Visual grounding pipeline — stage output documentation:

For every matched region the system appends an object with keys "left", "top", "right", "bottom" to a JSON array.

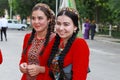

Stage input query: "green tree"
[
  {"left": 76, "top": 0, "right": 110, "bottom": 23},
  {"left": 0, "top": 0, "right": 9, "bottom": 16},
  {"left": 108, "top": 0, "right": 120, "bottom": 25},
  {"left": 12, "top": 0, "right": 56, "bottom": 19}
]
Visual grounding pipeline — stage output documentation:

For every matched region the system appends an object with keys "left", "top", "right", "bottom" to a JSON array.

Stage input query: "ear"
[
  {"left": 74, "top": 26, "right": 77, "bottom": 31},
  {"left": 47, "top": 19, "right": 50, "bottom": 23}
]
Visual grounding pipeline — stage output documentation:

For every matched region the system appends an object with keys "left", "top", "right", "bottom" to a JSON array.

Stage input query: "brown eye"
[
  {"left": 64, "top": 22, "right": 69, "bottom": 26},
  {"left": 38, "top": 16, "right": 43, "bottom": 20},
  {"left": 32, "top": 16, "right": 35, "bottom": 20},
  {"left": 56, "top": 21, "right": 61, "bottom": 25}
]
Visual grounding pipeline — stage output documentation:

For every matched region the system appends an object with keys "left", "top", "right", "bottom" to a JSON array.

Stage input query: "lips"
[
  {"left": 59, "top": 32, "right": 65, "bottom": 36},
  {"left": 34, "top": 25, "right": 40, "bottom": 28}
]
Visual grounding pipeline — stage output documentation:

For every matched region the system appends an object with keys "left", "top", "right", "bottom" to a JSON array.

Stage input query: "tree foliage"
[
  {"left": 0, "top": 0, "right": 9, "bottom": 16},
  {"left": 108, "top": 0, "right": 120, "bottom": 25},
  {"left": 12, "top": 0, "right": 56, "bottom": 19},
  {"left": 75, "top": 0, "right": 110, "bottom": 23},
  {"left": 1, "top": 0, "right": 120, "bottom": 25},
  {"left": 75, "top": 0, "right": 120, "bottom": 25}
]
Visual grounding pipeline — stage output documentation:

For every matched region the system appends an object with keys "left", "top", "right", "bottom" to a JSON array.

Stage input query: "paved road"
[
  {"left": 0, "top": 30, "right": 120, "bottom": 80},
  {"left": 86, "top": 37, "right": 120, "bottom": 80},
  {"left": 0, "top": 30, "right": 29, "bottom": 80}
]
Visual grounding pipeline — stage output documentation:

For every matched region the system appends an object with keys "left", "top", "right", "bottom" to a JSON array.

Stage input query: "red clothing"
[
  {"left": 43, "top": 37, "right": 90, "bottom": 80},
  {"left": 19, "top": 33, "right": 55, "bottom": 80},
  {"left": 0, "top": 49, "right": 3, "bottom": 64}
]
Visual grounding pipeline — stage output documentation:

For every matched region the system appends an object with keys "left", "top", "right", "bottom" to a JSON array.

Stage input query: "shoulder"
[
  {"left": 72, "top": 38, "right": 90, "bottom": 56},
  {"left": 50, "top": 32, "right": 56, "bottom": 41},
  {"left": 45, "top": 33, "right": 56, "bottom": 48},
  {"left": 73, "top": 37, "right": 86, "bottom": 44},
  {"left": 24, "top": 33, "right": 31, "bottom": 39},
  {"left": 48, "top": 34, "right": 56, "bottom": 45},
  {"left": 72, "top": 37, "right": 89, "bottom": 49},
  {"left": 25, "top": 32, "right": 31, "bottom": 37},
  {"left": 23, "top": 32, "right": 31, "bottom": 43}
]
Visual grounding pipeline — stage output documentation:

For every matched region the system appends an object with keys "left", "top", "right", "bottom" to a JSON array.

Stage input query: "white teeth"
[{"left": 60, "top": 32, "right": 64, "bottom": 34}]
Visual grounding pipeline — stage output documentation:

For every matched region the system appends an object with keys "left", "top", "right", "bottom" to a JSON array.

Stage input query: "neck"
[
  {"left": 36, "top": 30, "right": 47, "bottom": 39},
  {"left": 60, "top": 38, "right": 68, "bottom": 48}
]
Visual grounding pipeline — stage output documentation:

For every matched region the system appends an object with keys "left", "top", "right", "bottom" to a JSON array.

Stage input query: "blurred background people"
[
  {"left": 90, "top": 20, "right": 96, "bottom": 40},
  {"left": 83, "top": 19, "right": 90, "bottom": 39},
  {"left": 1, "top": 15, "right": 8, "bottom": 41}
]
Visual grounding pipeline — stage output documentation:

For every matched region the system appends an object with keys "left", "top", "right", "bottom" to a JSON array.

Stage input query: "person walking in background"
[
  {"left": 83, "top": 19, "right": 90, "bottom": 39},
  {"left": 44, "top": 7, "right": 90, "bottom": 80},
  {"left": 1, "top": 15, "right": 8, "bottom": 41},
  {"left": 90, "top": 20, "right": 96, "bottom": 40},
  {"left": 19, "top": 3, "right": 55, "bottom": 80},
  {"left": 0, "top": 16, "right": 2, "bottom": 35},
  {"left": 22, "top": 18, "right": 26, "bottom": 24},
  {"left": 0, "top": 49, "right": 3, "bottom": 64},
  {"left": 82, "top": 19, "right": 85, "bottom": 35}
]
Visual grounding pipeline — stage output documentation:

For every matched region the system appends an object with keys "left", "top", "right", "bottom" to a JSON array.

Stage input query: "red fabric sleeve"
[
  {"left": 19, "top": 33, "right": 31, "bottom": 65},
  {"left": 40, "top": 37, "right": 56, "bottom": 80},
  {"left": 72, "top": 38, "right": 90, "bottom": 80},
  {"left": 43, "top": 66, "right": 52, "bottom": 80},
  {"left": 0, "top": 50, "right": 3, "bottom": 64}
]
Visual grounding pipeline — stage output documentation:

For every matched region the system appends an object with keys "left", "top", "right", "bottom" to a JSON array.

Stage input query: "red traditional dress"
[
  {"left": 0, "top": 49, "right": 3, "bottom": 64},
  {"left": 43, "top": 37, "right": 90, "bottom": 80},
  {"left": 19, "top": 33, "right": 55, "bottom": 80}
]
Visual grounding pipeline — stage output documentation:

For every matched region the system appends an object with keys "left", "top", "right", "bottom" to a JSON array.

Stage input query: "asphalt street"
[
  {"left": 86, "top": 37, "right": 120, "bottom": 80},
  {"left": 0, "top": 30, "right": 120, "bottom": 80}
]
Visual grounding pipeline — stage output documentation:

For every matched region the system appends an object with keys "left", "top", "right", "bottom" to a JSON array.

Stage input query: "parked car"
[{"left": 7, "top": 19, "right": 27, "bottom": 30}]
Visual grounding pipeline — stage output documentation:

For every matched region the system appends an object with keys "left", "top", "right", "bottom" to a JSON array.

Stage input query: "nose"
[
  {"left": 34, "top": 19, "right": 39, "bottom": 23},
  {"left": 59, "top": 25, "right": 64, "bottom": 30}
]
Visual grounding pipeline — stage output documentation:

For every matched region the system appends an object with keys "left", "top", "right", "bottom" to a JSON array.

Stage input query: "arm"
[
  {"left": 19, "top": 33, "right": 30, "bottom": 64},
  {"left": 19, "top": 33, "right": 30, "bottom": 73},
  {"left": 0, "top": 50, "right": 3, "bottom": 64},
  {"left": 72, "top": 38, "right": 90, "bottom": 80}
]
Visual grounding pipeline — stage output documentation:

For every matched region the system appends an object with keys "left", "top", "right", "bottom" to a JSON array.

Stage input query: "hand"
[
  {"left": 27, "top": 64, "right": 45, "bottom": 76},
  {"left": 19, "top": 62, "right": 28, "bottom": 73}
]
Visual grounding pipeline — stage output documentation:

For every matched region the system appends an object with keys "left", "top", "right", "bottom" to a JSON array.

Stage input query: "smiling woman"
[
  {"left": 46, "top": 7, "right": 90, "bottom": 80},
  {"left": 19, "top": 3, "right": 56, "bottom": 80}
]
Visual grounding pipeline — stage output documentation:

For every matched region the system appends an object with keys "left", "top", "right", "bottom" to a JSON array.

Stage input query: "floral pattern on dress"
[
  {"left": 27, "top": 37, "right": 45, "bottom": 80},
  {"left": 50, "top": 48, "right": 63, "bottom": 80}
]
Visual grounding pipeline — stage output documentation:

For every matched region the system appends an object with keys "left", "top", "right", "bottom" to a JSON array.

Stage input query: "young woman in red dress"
[
  {"left": 44, "top": 7, "right": 90, "bottom": 80},
  {"left": 0, "top": 49, "right": 3, "bottom": 64},
  {"left": 19, "top": 3, "right": 55, "bottom": 80}
]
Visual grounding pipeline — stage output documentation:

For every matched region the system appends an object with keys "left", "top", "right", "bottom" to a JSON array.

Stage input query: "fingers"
[
  {"left": 27, "top": 64, "right": 41, "bottom": 76},
  {"left": 20, "top": 63, "right": 27, "bottom": 69},
  {"left": 27, "top": 64, "right": 36, "bottom": 76},
  {"left": 19, "top": 63, "right": 28, "bottom": 73},
  {"left": 20, "top": 64, "right": 42, "bottom": 76}
]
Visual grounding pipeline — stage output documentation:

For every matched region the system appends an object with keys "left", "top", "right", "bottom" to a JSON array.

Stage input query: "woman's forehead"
[{"left": 57, "top": 15, "right": 72, "bottom": 22}]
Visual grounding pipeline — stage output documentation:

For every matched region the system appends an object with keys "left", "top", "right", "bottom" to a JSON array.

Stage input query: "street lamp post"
[
  {"left": 9, "top": 0, "right": 12, "bottom": 19},
  {"left": 56, "top": 0, "right": 58, "bottom": 16}
]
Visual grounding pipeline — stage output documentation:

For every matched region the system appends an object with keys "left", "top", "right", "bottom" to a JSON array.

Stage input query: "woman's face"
[
  {"left": 31, "top": 10, "right": 50, "bottom": 32},
  {"left": 55, "top": 15, "right": 77, "bottom": 40}
]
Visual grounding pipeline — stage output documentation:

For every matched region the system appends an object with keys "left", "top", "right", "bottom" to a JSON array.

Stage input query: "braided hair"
[
  {"left": 48, "top": 7, "right": 79, "bottom": 79},
  {"left": 22, "top": 3, "right": 55, "bottom": 55}
]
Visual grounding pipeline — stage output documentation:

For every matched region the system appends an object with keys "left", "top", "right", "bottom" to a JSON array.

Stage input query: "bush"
[{"left": 112, "top": 30, "right": 120, "bottom": 39}]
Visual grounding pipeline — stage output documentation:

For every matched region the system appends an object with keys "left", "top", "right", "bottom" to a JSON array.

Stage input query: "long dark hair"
[
  {"left": 48, "top": 7, "right": 79, "bottom": 79},
  {"left": 22, "top": 3, "right": 55, "bottom": 55}
]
